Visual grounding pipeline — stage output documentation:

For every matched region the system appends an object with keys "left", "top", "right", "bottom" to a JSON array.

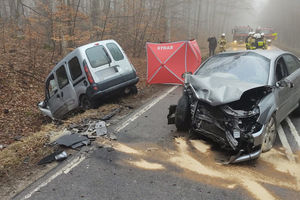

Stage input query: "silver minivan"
[{"left": 38, "top": 40, "right": 139, "bottom": 119}]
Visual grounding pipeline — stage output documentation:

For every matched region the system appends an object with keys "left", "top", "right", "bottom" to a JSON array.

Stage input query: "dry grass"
[{"left": 0, "top": 124, "right": 56, "bottom": 178}]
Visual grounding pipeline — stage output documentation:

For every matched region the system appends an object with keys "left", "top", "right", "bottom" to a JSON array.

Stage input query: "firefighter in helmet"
[
  {"left": 261, "top": 33, "right": 268, "bottom": 49},
  {"left": 218, "top": 33, "right": 227, "bottom": 52},
  {"left": 246, "top": 32, "right": 254, "bottom": 50}
]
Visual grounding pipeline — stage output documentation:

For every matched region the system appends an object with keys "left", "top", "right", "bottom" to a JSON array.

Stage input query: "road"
[{"left": 13, "top": 83, "right": 300, "bottom": 200}]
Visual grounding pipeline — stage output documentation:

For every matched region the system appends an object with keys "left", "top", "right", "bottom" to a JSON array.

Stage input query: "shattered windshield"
[{"left": 195, "top": 52, "right": 270, "bottom": 85}]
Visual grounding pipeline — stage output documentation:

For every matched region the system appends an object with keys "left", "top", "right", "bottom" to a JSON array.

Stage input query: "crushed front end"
[{"left": 184, "top": 82, "right": 272, "bottom": 163}]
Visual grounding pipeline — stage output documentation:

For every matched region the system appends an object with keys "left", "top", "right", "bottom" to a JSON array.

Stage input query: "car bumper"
[
  {"left": 230, "top": 124, "right": 265, "bottom": 163},
  {"left": 87, "top": 76, "right": 139, "bottom": 101}
]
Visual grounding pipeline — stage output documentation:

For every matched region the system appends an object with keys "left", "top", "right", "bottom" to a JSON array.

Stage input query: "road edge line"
[
  {"left": 19, "top": 85, "right": 178, "bottom": 200},
  {"left": 277, "top": 124, "right": 296, "bottom": 163},
  {"left": 115, "top": 86, "right": 178, "bottom": 132},
  {"left": 286, "top": 117, "right": 300, "bottom": 149}
]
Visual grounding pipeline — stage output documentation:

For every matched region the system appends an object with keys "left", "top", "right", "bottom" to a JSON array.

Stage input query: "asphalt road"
[{"left": 14, "top": 85, "right": 300, "bottom": 200}]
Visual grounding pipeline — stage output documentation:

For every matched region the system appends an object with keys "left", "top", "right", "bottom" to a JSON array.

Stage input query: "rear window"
[
  {"left": 86, "top": 45, "right": 111, "bottom": 68},
  {"left": 68, "top": 57, "right": 82, "bottom": 81},
  {"left": 106, "top": 43, "right": 124, "bottom": 61}
]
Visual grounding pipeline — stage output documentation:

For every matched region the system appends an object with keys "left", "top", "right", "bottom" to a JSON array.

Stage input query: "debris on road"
[
  {"left": 56, "top": 134, "right": 90, "bottom": 149},
  {"left": 100, "top": 108, "right": 122, "bottom": 121},
  {"left": 167, "top": 105, "right": 177, "bottom": 124},
  {"left": 95, "top": 121, "right": 108, "bottom": 136},
  {"left": 38, "top": 151, "right": 68, "bottom": 165}
]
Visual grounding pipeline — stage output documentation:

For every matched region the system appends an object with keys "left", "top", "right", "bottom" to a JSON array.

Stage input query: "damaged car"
[
  {"left": 38, "top": 40, "right": 139, "bottom": 119},
  {"left": 169, "top": 50, "right": 300, "bottom": 163}
]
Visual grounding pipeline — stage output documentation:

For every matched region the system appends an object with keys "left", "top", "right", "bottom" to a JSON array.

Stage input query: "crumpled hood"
[{"left": 186, "top": 73, "right": 270, "bottom": 106}]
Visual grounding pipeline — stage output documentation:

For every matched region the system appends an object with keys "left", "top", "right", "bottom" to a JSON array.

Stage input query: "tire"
[
  {"left": 261, "top": 116, "right": 277, "bottom": 152},
  {"left": 131, "top": 85, "right": 138, "bottom": 95},
  {"left": 80, "top": 95, "right": 92, "bottom": 111},
  {"left": 175, "top": 95, "right": 191, "bottom": 131}
]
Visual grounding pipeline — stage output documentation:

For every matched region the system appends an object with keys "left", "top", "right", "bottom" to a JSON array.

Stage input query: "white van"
[{"left": 38, "top": 40, "right": 139, "bottom": 119}]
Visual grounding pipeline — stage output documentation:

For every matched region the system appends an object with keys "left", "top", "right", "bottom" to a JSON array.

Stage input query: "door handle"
[{"left": 61, "top": 92, "right": 64, "bottom": 98}]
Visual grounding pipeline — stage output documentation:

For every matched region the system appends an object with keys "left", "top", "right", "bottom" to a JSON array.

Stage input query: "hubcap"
[{"left": 262, "top": 117, "right": 276, "bottom": 152}]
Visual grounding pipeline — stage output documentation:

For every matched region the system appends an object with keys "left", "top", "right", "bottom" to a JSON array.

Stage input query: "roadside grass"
[{"left": 0, "top": 124, "right": 55, "bottom": 178}]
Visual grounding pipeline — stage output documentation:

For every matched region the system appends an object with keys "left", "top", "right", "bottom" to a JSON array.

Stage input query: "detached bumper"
[{"left": 86, "top": 76, "right": 139, "bottom": 101}]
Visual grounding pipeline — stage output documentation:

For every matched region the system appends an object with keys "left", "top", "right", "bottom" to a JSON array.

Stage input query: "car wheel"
[
  {"left": 131, "top": 85, "right": 138, "bottom": 95},
  {"left": 175, "top": 94, "right": 191, "bottom": 131},
  {"left": 80, "top": 95, "right": 92, "bottom": 111},
  {"left": 262, "top": 116, "right": 277, "bottom": 152}
]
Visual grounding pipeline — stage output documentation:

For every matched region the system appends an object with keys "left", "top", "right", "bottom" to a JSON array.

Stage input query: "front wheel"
[
  {"left": 262, "top": 116, "right": 277, "bottom": 152},
  {"left": 175, "top": 95, "right": 191, "bottom": 131}
]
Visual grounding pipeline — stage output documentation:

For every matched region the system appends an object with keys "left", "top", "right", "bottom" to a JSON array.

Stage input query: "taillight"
[{"left": 83, "top": 60, "right": 94, "bottom": 84}]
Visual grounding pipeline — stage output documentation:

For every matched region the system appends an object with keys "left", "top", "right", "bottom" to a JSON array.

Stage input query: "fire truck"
[{"left": 232, "top": 26, "right": 253, "bottom": 44}]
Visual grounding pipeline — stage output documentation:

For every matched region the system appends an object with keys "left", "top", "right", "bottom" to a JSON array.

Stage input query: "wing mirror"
[{"left": 276, "top": 79, "right": 294, "bottom": 88}]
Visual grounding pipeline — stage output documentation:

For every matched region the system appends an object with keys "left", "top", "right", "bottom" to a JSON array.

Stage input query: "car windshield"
[{"left": 195, "top": 52, "right": 270, "bottom": 85}]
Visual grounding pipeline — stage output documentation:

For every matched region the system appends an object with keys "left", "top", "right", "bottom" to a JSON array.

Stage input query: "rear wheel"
[
  {"left": 80, "top": 95, "right": 92, "bottom": 111},
  {"left": 131, "top": 85, "right": 138, "bottom": 95},
  {"left": 262, "top": 116, "right": 277, "bottom": 152},
  {"left": 175, "top": 94, "right": 191, "bottom": 131}
]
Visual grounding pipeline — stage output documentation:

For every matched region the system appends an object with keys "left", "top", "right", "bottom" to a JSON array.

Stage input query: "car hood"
[{"left": 186, "top": 73, "right": 272, "bottom": 106}]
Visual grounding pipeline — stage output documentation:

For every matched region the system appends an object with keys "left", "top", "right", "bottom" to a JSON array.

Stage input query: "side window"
[
  {"left": 56, "top": 65, "right": 69, "bottom": 89},
  {"left": 283, "top": 54, "right": 300, "bottom": 75},
  {"left": 276, "top": 58, "right": 288, "bottom": 81},
  {"left": 68, "top": 57, "right": 82, "bottom": 81},
  {"left": 46, "top": 74, "right": 58, "bottom": 98},
  {"left": 86, "top": 45, "right": 111, "bottom": 68},
  {"left": 106, "top": 43, "right": 124, "bottom": 61}
]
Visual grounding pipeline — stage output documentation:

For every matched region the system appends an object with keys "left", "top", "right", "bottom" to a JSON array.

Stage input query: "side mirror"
[{"left": 276, "top": 79, "right": 294, "bottom": 88}]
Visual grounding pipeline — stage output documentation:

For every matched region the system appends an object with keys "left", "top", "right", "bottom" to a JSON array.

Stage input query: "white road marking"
[
  {"left": 21, "top": 156, "right": 86, "bottom": 200},
  {"left": 115, "top": 86, "right": 178, "bottom": 132},
  {"left": 20, "top": 86, "right": 178, "bottom": 200},
  {"left": 286, "top": 117, "right": 300, "bottom": 149},
  {"left": 277, "top": 124, "right": 296, "bottom": 163}
]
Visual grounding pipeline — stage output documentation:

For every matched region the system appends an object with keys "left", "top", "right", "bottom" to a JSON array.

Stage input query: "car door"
[
  {"left": 46, "top": 74, "right": 64, "bottom": 118},
  {"left": 55, "top": 64, "right": 77, "bottom": 118},
  {"left": 106, "top": 42, "right": 132, "bottom": 78},
  {"left": 275, "top": 56, "right": 294, "bottom": 123},
  {"left": 282, "top": 54, "right": 300, "bottom": 109},
  {"left": 68, "top": 56, "right": 87, "bottom": 106}
]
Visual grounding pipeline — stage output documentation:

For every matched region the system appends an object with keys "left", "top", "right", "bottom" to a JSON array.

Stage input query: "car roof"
[{"left": 223, "top": 49, "right": 288, "bottom": 61}]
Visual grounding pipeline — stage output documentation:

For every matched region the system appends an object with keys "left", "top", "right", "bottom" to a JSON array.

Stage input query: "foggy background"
[{"left": 0, "top": 0, "right": 299, "bottom": 55}]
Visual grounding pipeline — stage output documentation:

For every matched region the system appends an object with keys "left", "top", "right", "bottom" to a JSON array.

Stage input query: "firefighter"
[
  {"left": 218, "top": 33, "right": 227, "bottom": 53},
  {"left": 246, "top": 32, "right": 254, "bottom": 50},
  {"left": 207, "top": 36, "right": 217, "bottom": 56},
  {"left": 248, "top": 32, "right": 257, "bottom": 50},
  {"left": 261, "top": 33, "right": 268, "bottom": 49}
]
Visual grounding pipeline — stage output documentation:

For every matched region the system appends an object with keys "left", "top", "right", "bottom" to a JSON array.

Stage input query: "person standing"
[
  {"left": 218, "top": 33, "right": 227, "bottom": 53},
  {"left": 207, "top": 36, "right": 217, "bottom": 56}
]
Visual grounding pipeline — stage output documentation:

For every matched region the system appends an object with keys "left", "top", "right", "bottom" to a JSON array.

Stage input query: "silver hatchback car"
[{"left": 38, "top": 40, "right": 139, "bottom": 119}]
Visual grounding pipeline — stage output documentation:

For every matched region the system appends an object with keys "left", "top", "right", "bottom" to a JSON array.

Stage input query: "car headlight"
[
  {"left": 234, "top": 40, "right": 237, "bottom": 44},
  {"left": 267, "top": 39, "right": 272, "bottom": 43}
]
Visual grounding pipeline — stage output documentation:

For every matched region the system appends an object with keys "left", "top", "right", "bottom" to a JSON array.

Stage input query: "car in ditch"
[
  {"left": 38, "top": 40, "right": 139, "bottom": 119},
  {"left": 169, "top": 50, "right": 300, "bottom": 163}
]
